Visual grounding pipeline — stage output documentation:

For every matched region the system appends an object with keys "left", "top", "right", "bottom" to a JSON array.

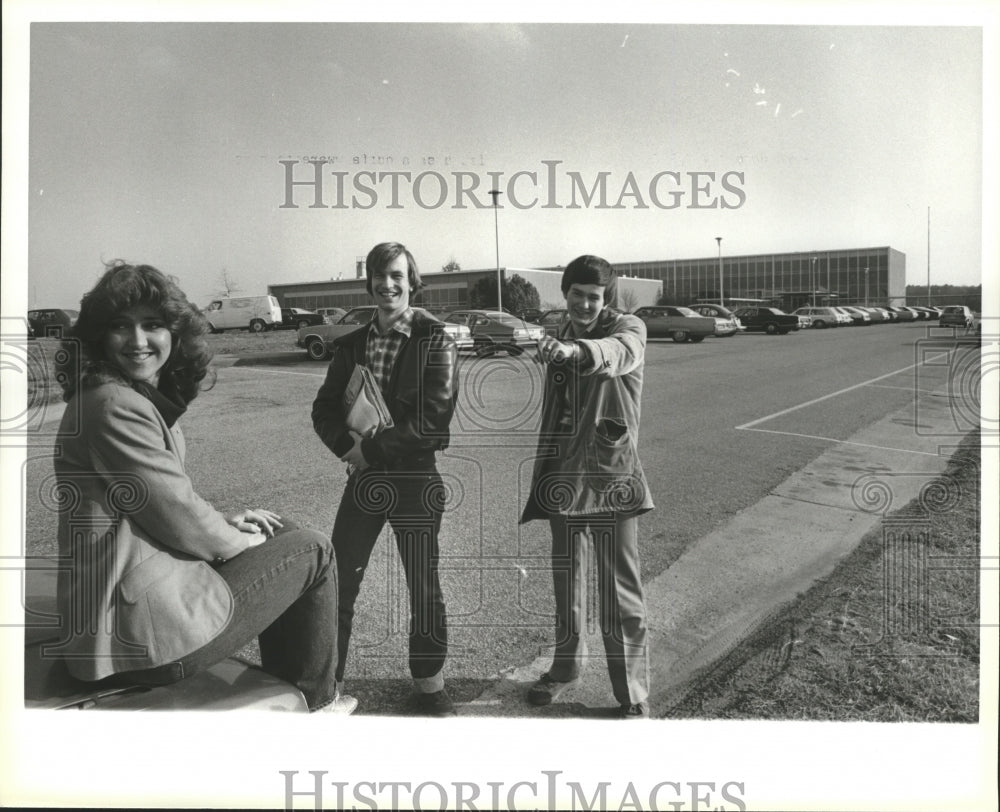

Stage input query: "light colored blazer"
[
  {"left": 521, "top": 308, "right": 655, "bottom": 521},
  {"left": 53, "top": 380, "right": 251, "bottom": 681}
]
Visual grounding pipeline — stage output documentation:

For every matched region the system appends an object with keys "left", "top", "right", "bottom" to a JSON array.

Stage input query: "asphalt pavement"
[
  {"left": 451, "top": 336, "right": 981, "bottom": 718},
  {"left": 21, "top": 329, "right": 982, "bottom": 719},
  {"left": 458, "top": 393, "right": 967, "bottom": 717},
  {"left": 205, "top": 333, "right": 982, "bottom": 718}
]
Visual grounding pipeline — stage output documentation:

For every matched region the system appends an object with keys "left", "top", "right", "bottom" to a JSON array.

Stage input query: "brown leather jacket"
[{"left": 311, "top": 310, "right": 458, "bottom": 470}]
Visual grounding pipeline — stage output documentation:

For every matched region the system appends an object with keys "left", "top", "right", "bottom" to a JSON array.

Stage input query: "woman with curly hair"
[{"left": 54, "top": 260, "right": 356, "bottom": 713}]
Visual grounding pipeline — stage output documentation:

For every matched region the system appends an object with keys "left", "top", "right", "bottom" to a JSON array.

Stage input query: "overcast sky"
[{"left": 14, "top": 18, "right": 988, "bottom": 309}]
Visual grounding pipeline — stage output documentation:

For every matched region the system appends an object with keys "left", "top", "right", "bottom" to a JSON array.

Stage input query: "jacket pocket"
[
  {"left": 591, "top": 418, "right": 634, "bottom": 473},
  {"left": 118, "top": 551, "right": 233, "bottom": 665}
]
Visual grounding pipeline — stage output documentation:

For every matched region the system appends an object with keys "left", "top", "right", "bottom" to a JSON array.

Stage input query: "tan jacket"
[
  {"left": 53, "top": 381, "right": 251, "bottom": 680},
  {"left": 521, "top": 308, "right": 655, "bottom": 521}
]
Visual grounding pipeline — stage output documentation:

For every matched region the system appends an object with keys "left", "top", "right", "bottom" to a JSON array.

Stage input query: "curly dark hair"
[{"left": 60, "top": 260, "right": 215, "bottom": 404}]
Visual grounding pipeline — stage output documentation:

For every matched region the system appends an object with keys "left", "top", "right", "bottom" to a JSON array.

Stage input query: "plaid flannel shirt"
[{"left": 365, "top": 307, "right": 414, "bottom": 396}]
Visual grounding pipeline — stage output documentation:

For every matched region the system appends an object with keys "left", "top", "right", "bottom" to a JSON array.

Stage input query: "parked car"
[
  {"left": 441, "top": 309, "right": 544, "bottom": 355},
  {"left": 856, "top": 306, "right": 889, "bottom": 324},
  {"left": 297, "top": 306, "right": 376, "bottom": 360},
  {"left": 733, "top": 306, "right": 801, "bottom": 335},
  {"left": 434, "top": 317, "right": 475, "bottom": 353},
  {"left": 516, "top": 308, "right": 544, "bottom": 324},
  {"left": 884, "top": 306, "right": 917, "bottom": 322},
  {"left": 632, "top": 306, "right": 716, "bottom": 343},
  {"left": 296, "top": 306, "right": 473, "bottom": 360},
  {"left": 836, "top": 306, "right": 872, "bottom": 326},
  {"left": 23, "top": 563, "right": 308, "bottom": 710},
  {"left": 791, "top": 306, "right": 842, "bottom": 329},
  {"left": 896, "top": 306, "right": 927, "bottom": 320},
  {"left": 315, "top": 306, "right": 347, "bottom": 323},
  {"left": 938, "top": 305, "right": 975, "bottom": 330},
  {"left": 908, "top": 306, "right": 939, "bottom": 320},
  {"left": 536, "top": 308, "right": 569, "bottom": 338},
  {"left": 279, "top": 307, "right": 325, "bottom": 330},
  {"left": 685, "top": 303, "right": 743, "bottom": 336},
  {"left": 27, "top": 308, "right": 79, "bottom": 339},
  {"left": 869, "top": 306, "right": 898, "bottom": 322}
]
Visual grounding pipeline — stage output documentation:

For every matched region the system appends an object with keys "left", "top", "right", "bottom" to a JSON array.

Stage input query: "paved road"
[{"left": 22, "top": 320, "right": 981, "bottom": 712}]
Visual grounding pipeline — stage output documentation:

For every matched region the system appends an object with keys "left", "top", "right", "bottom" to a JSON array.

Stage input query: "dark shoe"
[
  {"left": 410, "top": 689, "right": 457, "bottom": 717},
  {"left": 620, "top": 701, "right": 650, "bottom": 719},
  {"left": 527, "top": 672, "right": 579, "bottom": 706}
]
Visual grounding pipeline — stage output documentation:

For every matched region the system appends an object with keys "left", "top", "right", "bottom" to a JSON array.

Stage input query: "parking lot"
[{"left": 21, "top": 319, "right": 983, "bottom": 711}]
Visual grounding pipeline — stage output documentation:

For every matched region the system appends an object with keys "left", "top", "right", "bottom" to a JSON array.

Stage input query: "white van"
[{"left": 203, "top": 295, "right": 282, "bottom": 332}]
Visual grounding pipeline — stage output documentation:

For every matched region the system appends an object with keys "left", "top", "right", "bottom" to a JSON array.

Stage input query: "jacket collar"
[{"left": 131, "top": 379, "right": 187, "bottom": 427}]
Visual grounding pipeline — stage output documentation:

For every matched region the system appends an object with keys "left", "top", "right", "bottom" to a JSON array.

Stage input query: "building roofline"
[{"left": 604, "top": 246, "right": 899, "bottom": 265}]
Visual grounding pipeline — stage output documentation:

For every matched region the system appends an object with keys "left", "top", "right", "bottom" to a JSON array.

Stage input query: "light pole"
[
  {"left": 489, "top": 189, "right": 502, "bottom": 312},
  {"left": 715, "top": 237, "right": 723, "bottom": 306},
  {"left": 811, "top": 256, "right": 817, "bottom": 307},
  {"left": 864, "top": 266, "right": 869, "bottom": 307}
]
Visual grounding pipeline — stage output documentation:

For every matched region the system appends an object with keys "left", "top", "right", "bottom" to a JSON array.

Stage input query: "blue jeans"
[
  {"left": 100, "top": 521, "right": 339, "bottom": 711},
  {"left": 331, "top": 467, "right": 448, "bottom": 688}
]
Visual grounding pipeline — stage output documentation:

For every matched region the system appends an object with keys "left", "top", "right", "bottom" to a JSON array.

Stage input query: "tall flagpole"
[
  {"left": 489, "top": 190, "right": 502, "bottom": 312},
  {"left": 926, "top": 206, "right": 931, "bottom": 305}
]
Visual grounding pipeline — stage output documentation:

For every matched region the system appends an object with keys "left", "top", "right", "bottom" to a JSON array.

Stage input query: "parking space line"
[
  {"left": 866, "top": 383, "right": 959, "bottom": 397},
  {"left": 734, "top": 353, "right": 949, "bottom": 431},
  {"left": 735, "top": 426, "right": 943, "bottom": 457},
  {"left": 220, "top": 367, "right": 325, "bottom": 378}
]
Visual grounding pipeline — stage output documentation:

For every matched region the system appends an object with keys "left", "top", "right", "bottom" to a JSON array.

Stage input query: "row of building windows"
[
  {"left": 283, "top": 287, "right": 467, "bottom": 312},
  {"left": 618, "top": 251, "right": 893, "bottom": 308},
  {"left": 274, "top": 248, "right": 903, "bottom": 313}
]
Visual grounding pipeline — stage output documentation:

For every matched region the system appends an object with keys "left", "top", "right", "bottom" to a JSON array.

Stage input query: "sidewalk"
[{"left": 462, "top": 380, "right": 966, "bottom": 718}]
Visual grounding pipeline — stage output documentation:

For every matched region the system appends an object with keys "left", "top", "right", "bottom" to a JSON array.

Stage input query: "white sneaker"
[{"left": 318, "top": 682, "right": 358, "bottom": 715}]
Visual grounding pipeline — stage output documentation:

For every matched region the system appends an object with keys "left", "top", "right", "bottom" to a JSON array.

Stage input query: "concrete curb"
[
  {"left": 463, "top": 381, "right": 966, "bottom": 717},
  {"left": 212, "top": 353, "right": 240, "bottom": 368}
]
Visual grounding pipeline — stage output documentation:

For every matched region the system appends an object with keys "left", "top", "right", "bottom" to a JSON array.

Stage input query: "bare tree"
[
  {"left": 215, "top": 267, "right": 243, "bottom": 298},
  {"left": 441, "top": 258, "right": 461, "bottom": 273},
  {"left": 618, "top": 286, "right": 639, "bottom": 313}
]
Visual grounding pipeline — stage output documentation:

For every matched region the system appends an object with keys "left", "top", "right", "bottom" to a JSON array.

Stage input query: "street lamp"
[
  {"left": 489, "top": 189, "right": 502, "bottom": 313},
  {"left": 715, "top": 237, "right": 723, "bottom": 306}
]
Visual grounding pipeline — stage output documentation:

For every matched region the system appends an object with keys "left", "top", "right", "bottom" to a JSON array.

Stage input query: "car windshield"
[
  {"left": 342, "top": 309, "right": 374, "bottom": 324},
  {"left": 696, "top": 305, "right": 734, "bottom": 317}
]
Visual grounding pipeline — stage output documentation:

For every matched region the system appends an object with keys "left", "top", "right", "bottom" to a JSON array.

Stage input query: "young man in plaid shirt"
[{"left": 311, "top": 242, "right": 459, "bottom": 716}]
